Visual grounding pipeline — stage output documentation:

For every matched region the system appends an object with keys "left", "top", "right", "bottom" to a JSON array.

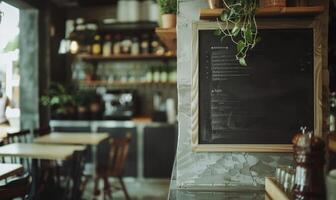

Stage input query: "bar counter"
[{"left": 49, "top": 119, "right": 177, "bottom": 179}]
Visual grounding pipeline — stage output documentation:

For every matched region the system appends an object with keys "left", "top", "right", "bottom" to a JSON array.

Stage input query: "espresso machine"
[{"left": 102, "top": 89, "right": 137, "bottom": 120}]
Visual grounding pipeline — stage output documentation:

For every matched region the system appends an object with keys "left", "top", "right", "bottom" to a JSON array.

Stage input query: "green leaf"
[
  {"left": 214, "top": 29, "right": 222, "bottom": 36},
  {"left": 231, "top": 26, "right": 240, "bottom": 36},
  {"left": 245, "top": 28, "right": 253, "bottom": 44},
  {"left": 220, "top": 36, "right": 227, "bottom": 43},
  {"left": 220, "top": 12, "right": 228, "bottom": 21},
  {"left": 239, "top": 57, "right": 247, "bottom": 66},
  {"left": 237, "top": 40, "right": 245, "bottom": 53}
]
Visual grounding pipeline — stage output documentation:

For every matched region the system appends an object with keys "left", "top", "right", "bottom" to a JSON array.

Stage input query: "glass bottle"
[
  {"left": 102, "top": 34, "right": 112, "bottom": 57},
  {"left": 131, "top": 37, "right": 140, "bottom": 55},
  {"left": 92, "top": 35, "right": 102, "bottom": 55},
  {"left": 153, "top": 67, "right": 160, "bottom": 83},
  {"left": 160, "top": 66, "right": 168, "bottom": 83},
  {"left": 141, "top": 34, "right": 150, "bottom": 54},
  {"left": 113, "top": 34, "right": 122, "bottom": 55},
  {"left": 121, "top": 36, "right": 132, "bottom": 54}
]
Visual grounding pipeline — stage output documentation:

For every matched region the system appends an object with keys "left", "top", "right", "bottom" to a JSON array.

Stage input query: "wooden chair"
[
  {"left": 0, "top": 173, "right": 31, "bottom": 200},
  {"left": 3, "top": 130, "right": 31, "bottom": 166},
  {"left": 82, "top": 133, "right": 132, "bottom": 200}
]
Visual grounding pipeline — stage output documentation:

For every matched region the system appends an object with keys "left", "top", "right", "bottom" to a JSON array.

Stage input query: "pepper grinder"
[{"left": 292, "top": 128, "right": 326, "bottom": 200}]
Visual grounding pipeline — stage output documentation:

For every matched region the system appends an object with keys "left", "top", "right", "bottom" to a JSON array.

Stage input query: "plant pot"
[
  {"left": 259, "top": 0, "right": 286, "bottom": 7},
  {"left": 207, "top": 0, "right": 223, "bottom": 9},
  {"left": 161, "top": 14, "right": 176, "bottom": 29}
]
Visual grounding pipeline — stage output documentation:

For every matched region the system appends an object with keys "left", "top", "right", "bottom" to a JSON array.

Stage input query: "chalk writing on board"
[{"left": 198, "top": 29, "right": 314, "bottom": 144}]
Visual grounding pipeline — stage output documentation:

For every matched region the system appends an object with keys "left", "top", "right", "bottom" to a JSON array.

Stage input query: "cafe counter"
[{"left": 49, "top": 119, "right": 177, "bottom": 179}]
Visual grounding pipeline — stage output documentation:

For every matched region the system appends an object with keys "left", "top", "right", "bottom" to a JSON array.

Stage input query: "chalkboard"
[{"left": 197, "top": 27, "right": 314, "bottom": 146}]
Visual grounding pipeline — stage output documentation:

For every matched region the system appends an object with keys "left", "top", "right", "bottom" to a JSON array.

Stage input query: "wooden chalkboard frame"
[{"left": 191, "top": 19, "right": 323, "bottom": 152}]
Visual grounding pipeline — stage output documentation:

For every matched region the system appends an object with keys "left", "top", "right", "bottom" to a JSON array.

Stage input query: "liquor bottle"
[{"left": 92, "top": 35, "right": 102, "bottom": 55}]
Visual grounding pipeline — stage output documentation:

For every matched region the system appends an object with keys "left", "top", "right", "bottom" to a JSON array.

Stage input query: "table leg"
[
  {"left": 29, "top": 159, "right": 38, "bottom": 200},
  {"left": 92, "top": 145, "right": 97, "bottom": 199}
]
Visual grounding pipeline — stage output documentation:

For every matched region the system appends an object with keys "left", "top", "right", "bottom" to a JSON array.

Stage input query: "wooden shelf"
[
  {"left": 99, "top": 21, "right": 158, "bottom": 32},
  {"left": 155, "top": 28, "right": 177, "bottom": 53},
  {"left": 200, "top": 6, "right": 324, "bottom": 20},
  {"left": 78, "top": 81, "right": 177, "bottom": 88},
  {"left": 77, "top": 53, "right": 176, "bottom": 61}
]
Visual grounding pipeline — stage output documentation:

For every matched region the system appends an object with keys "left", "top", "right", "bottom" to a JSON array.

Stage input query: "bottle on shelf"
[
  {"left": 121, "top": 36, "right": 132, "bottom": 54},
  {"left": 131, "top": 37, "right": 140, "bottom": 55},
  {"left": 141, "top": 34, "right": 150, "bottom": 54},
  {"left": 168, "top": 67, "right": 177, "bottom": 83},
  {"left": 92, "top": 35, "right": 102, "bottom": 55},
  {"left": 102, "top": 34, "right": 112, "bottom": 57},
  {"left": 113, "top": 34, "right": 122, "bottom": 55},
  {"left": 145, "top": 67, "right": 153, "bottom": 83},
  {"left": 151, "top": 35, "right": 165, "bottom": 55},
  {"left": 160, "top": 66, "right": 168, "bottom": 83},
  {"left": 153, "top": 66, "right": 160, "bottom": 83}
]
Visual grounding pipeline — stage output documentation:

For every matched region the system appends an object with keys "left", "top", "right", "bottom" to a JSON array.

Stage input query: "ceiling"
[{"left": 51, "top": 0, "right": 117, "bottom": 7}]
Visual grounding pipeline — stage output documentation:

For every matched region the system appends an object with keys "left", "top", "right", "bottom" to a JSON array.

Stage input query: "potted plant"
[
  {"left": 157, "top": 0, "right": 177, "bottom": 28},
  {"left": 41, "top": 83, "right": 76, "bottom": 119},
  {"left": 215, "top": 0, "right": 259, "bottom": 66},
  {"left": 73, "top": 90, "right": 90, "bottom": 120}
]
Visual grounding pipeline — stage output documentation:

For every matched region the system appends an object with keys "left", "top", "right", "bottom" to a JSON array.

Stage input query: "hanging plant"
[{"left": 214, "top": 0, "right": 259, "bottom": 66}]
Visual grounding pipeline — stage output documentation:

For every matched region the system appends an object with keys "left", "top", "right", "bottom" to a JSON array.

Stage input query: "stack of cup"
[{"left": 275, "top": 165, "right": 295, "bottom": 194}]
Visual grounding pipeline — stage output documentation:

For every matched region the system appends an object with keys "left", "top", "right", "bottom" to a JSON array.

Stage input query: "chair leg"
[
  {"left": 118, "top": 177, "right": 130, "bottom": 200},
  {"left": 80, "top": 175, "right": 89, "bottom": 193},
  {"left": 103, "top": 177, "right": 112, "bottom": 200},
  {"left": 93, "top": 177, "right": 101, "bottom": 199}
]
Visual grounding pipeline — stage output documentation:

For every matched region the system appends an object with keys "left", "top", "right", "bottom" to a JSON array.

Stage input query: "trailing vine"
[{"left": 214, "top": 0, "right": 259, "bottom": 66}]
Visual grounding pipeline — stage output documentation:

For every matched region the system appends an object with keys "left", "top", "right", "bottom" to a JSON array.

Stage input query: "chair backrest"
[
  {"left": 105, "top": 133, "right": 132, "bottom": 177},
  {"left": 0, "top": 173, "right": 31, "bottom": 200},
  {"left": 4, "top": 129, "right": 30, "bottom": 144}
]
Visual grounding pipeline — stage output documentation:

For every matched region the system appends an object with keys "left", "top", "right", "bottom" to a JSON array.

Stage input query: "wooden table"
[
  {"left": 34, "top": 132, "right": 109, "bottom": 199},
  {"left": 34, "top": 132, "right": 109, "bottom": 146},
  {"left": 0, "top": 143, "right": 86, "bottom": 160},
  {"left": 0, "top": 143, "right": 86, "bottom": 199},
  {"left": 0, "top": 163, "right": 23, "bottom": 180}
]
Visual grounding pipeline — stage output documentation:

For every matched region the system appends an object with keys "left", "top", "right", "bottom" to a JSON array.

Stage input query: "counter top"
[
  {"left": 168, "top": 162, "right": 267, "bottom": 200},
  {"left": 50, "top": 119, "right": 175, "bottom": 128},
  {"left": 168, "top": 180, "right": 267, "bottom": 200},
  {"left": 169, "top": 189, "right": 267, "bottom": 200}
]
